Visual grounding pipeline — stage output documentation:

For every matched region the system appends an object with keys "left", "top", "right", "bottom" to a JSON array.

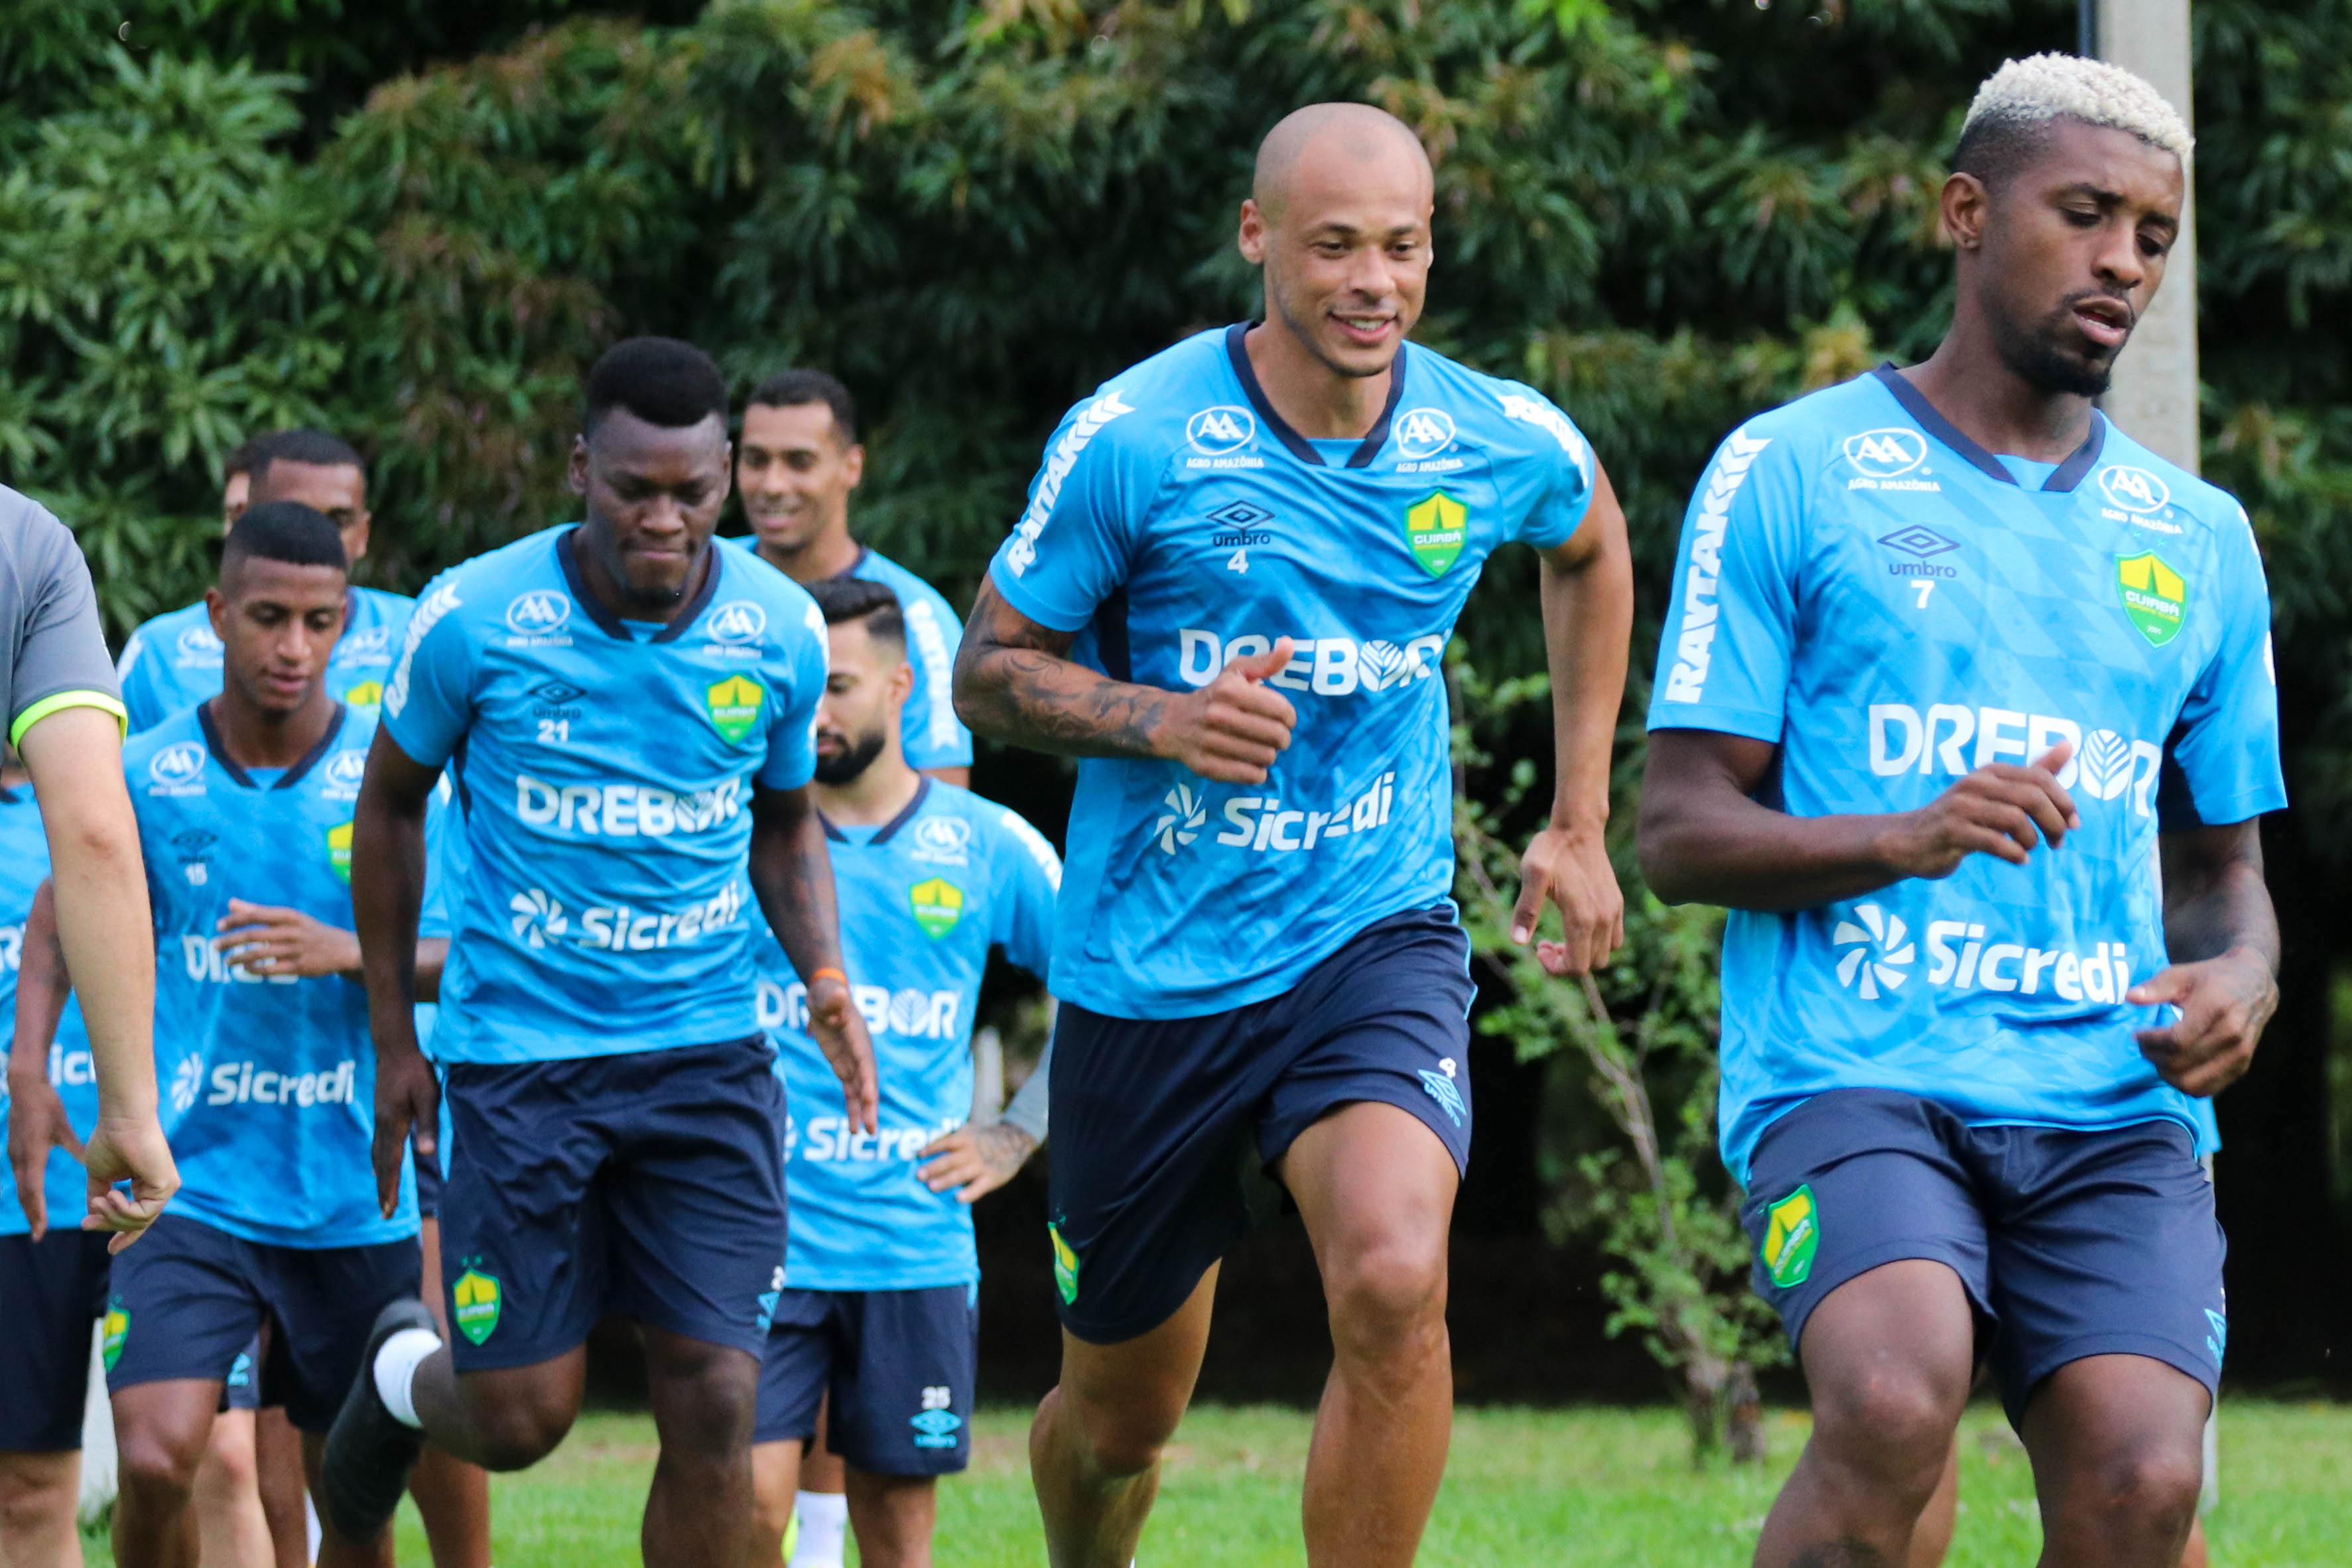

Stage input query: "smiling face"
[
  {"left": 737, "top": 401, "right": 864, "bottom": 558},
  {"left": 208, "top": 557, "right": 348, "bottom": 719},
  {"left": 1240, "top": 111, "right": 1435, "bottom": 379},
  {"left": 1952, "top": 118, "right": 2184, "bottom": 397},
  {"left": 570, "top": 408, "right": 732, "bottom": 608}
]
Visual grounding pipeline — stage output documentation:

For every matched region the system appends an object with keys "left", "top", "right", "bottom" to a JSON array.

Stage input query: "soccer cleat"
[{"left": 320, "top": 1297, "right": 438, "bottom": 1543}]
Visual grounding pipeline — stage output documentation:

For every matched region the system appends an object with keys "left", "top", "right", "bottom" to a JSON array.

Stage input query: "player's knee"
[
  {"left": 0, "top": 1459, "right": 74, "bottom": 1534},
  {"left": 465, "top": 1390, "right": 575, "bottom": 1471},
  {"left": 645, "top": 1345, "right": 758, "bottom": 1455},
  {"left": 115, "top": 1425, "right": 204, "bottom": 1506},
  {"left": 1323, "top": 1234, "right": 1448, "bottom": 1364},
  {"left": 2073, "top": 1437, "right": 2203, "bottom": 1535},
  {"left": 1057, "top": 1386, "right": 1183, "bottom": 1481},
  {"left": 1811, "top": 1366, "right": 1958, "bottom": 1482}
]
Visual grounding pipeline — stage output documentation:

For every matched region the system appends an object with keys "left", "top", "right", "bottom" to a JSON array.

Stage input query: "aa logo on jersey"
[
  {"left": 909, "top": 877, "right": 965, "bottom": 939},
  {"left": 1843, "top": 428, "right": 1927, "bottom": 479},
  {"left": 1404, "top": 491, "right": 1467, "bottom": 577},
  {"left": 326, "top": 820, "right": 355, "bottom": 883},
  {"left": 1186, "top": 405, "right": 1256, "bottom": 456},
  {"left": 148, "top": 742, "right": 207, "bottom": 791},
  {"left": 909, "top": 815, "right": 972, "bottom": 866},
  {"left": 1394, "top": 407, "right": 1457, "bottom": 461},
  {"left": 176, "top": 625, "right": 225, "bottom": 663},
  {"left": 704, "top": 676, "right": 766, "bottom": 745},
  {"left": 505, "top": 590, "right": 571, "bottom": 638},
  {"left": 102, "top": 1301, "right": 129, "bottom": 1370},
  {"left": 1049, "top": 1222, "right": 1080, "bottom": 1305},
  {"left": 341, "top": 679, "right": 385, "bottom": 710},
  {"left": 2117, "top": 553, "right": 2188, "bottom": 646},
  {"left": 2099, "top": 465, "right": 2172, "bottom": 515},
  {"left": 706, "top": 600, "right": 768, "bottom": 645},
  {"left": 1762, "top": 1186, "right": 1819, "bottom": 1289},
  {"left": 452, "top": 1266, "right": 502, "bottom": 1345},
  {"left": 322, "top": 750, "right": 369, "bottom": 795}
]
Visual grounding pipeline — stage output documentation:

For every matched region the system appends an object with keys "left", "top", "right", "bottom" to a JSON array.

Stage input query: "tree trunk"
[{"left": 1725, "top": 1361, "right": 1766, "bottom": 1464}]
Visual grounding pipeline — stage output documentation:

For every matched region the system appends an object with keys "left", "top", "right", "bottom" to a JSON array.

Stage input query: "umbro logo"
[
  {"left": 1877, "top": 526, "right": 1959, "bottom": 560},
  {"left": 1207, "top": 501, "right": 1273, "bottom": 530},
  {"left": 529, "top": 680, "right": 586, "bottom": 707}
]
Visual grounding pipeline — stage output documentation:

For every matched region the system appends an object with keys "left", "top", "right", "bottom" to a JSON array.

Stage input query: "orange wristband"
[{"left": 809, "top": 967, "right": 847, "bottom": 989}]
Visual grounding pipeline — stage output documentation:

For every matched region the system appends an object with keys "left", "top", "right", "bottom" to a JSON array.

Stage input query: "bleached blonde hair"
[{"left": 1959, "top": 53, "right": 2192, "bottom": 171}]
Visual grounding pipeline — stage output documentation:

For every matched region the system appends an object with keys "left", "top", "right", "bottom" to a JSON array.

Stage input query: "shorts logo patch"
[
  {"left": 758, "top": 1266, "right": 782, "bottom": 1335},
  {"left": 228, "top": 1350, "right": 253, "bottom": 1388},
  {"left": 704, "top": 675, "right": 766, "bottom": 746},
  {"left": 1417, "top": 1057, "right": 1466, "bottom": 1127},
  {"left": 327, "top": 820, "right": 354, "bottom": 883},
  {"left": 1048, "top": 1221, "right": 1080, "bottom": 1305},
  {"left": 1762, "top": 1185, "right": 1819, "bottom": 1289},
  {"left": 2116, "top": 553, "right": 2188, "bottom": 646},
  {"left": 908, "top": 878, "right": 966, "bottom": 940},
  {"left": 2205, "top": 1307, "right": 2228, "bottom": 1368},
  {"left": 102, "top": 1300, "right": 129, "bottom": 1370},
  {"left": 1404, "top": 491, "right": 1467, "bottom": 578},
  {"left": 451, "top": 1266, "right": 502, "bottom": 1346},
  {"left": 911, "top": 1385, "right": 961, "bottom": 1449}
]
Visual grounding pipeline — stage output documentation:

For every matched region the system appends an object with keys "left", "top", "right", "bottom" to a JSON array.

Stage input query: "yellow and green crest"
[
  {"left": 2117, "top": 553, "right": 2188, "bottom": 647},
  {"left": 452, "top": 1267, "right": 502, "bottom": 1346},
  {"left": 909, "top": 877, "right": 965, "bottom": 940},
  {"left": 341, "top": 678, "right": 385, "bottom": 711},
  {"left": 326, "top": 820, "right": 354, "bottom": 883},
  {"left": 1049, "top": 1222, "right": 1080, "bottom": 1305},
  {"left": 704, "top": 675, "right": 766, "bottom": 746},
  {"left": 1404, "top": 491, "right": 1468, "bottom": 577},
  {"left": 1761, "top": 1185, "right": 1819, "bottom": 1289},
  {"left": 102, "top": 1301, "right": 129, "bottom": 1370}
]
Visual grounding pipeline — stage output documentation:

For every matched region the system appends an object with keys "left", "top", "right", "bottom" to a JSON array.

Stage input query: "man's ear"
[
  {"left": 1237, "top": 197, "right": 1270, "bottom": 266},
  {"left": 1942, "top": 170, "right": 1991, "bottom": 253},
  {"left": 842, "top": 443, "right": 866, "bottom": 493},
  {"left": 343, "top": 515, "right": 372, "bottom": 564},
  {"left": 205, "top": 583, "right": 231, "bottom": 641},
  {"left": 569, "top": 434, "right": 591, "bottom": 497}
]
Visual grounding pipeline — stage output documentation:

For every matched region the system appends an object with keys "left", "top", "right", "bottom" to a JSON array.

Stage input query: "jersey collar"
[
  {"left": 816, "top": 775, "right": 932, "bottom": 847},
  {"left": 198, "top": 701, "right": 348, "bottom": 791},
  {"left": 1870, "top": 363, "right": 2107, "bottom": 493},
  {"left": 1222, "top": 322, "right": 1407, "bottom": 470},
  {"left": 555, "top": 526, "right": 725, "bottom": 643}
]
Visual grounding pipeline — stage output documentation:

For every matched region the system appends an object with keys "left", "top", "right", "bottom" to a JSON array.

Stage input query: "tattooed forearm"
[{"left": 952, "top": 578, "right": 1174, "bottom": 761}]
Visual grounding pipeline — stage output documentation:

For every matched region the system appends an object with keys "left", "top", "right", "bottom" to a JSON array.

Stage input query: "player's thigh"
[
  {"left": 2018, "top": 1352, "right": 2209, "bottom": 1518},
  {"left": 0, "top": 1229, "right": 111, "bottom": 1456},
  {"left": 829, "top": 1287, "right": 978, "bottom": 1478},
  {"left": 1279, "top": 1102, "right": 1457, "bottom": 1335},
  {"left": 1986, "top": 1119, "right": 2223, "bottom": 1432},
  {"left": 259, "top": 1238, "right": 422, "bottom": 1435},
  {"left": 105, "top": 1217, "right": 269, "bottom": 1427}
]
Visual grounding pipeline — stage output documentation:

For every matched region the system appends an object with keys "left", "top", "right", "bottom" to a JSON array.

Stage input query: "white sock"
[
  {"left": 787, "top": 1490, "right": 848, "bottom": 1568},
  {"left": 372, "top": 1328, "right": 441, "bottom": 1429}
]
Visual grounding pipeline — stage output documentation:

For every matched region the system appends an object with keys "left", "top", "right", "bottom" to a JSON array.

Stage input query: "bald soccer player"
[{"left": 954, "top": 104, "right": 1633, "bottom": 1567}]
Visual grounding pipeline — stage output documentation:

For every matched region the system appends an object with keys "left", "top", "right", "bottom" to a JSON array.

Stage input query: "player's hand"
[
  {"left": 1153, "top": 639, "right": 1298, "bottom": 785},
  {"left": 79, "top": 1110, "right": 179, "bottom": 1254},
  {"left": 919, "top": 1120, "right": 1039, "bottom": 1204},
  {"left": 6, "top": 1055, "right": 85, "bottom": 1242},
  {"left": 805, "top": 973, "right": 879, "bottom": 1134},
  {"left": 1511, "top": 822, "right": 1624, "bottom": 976},
  {"left": 371, "top": 1039, "right": 440, "bottom": 1219},
  {"left": 1876, "top": 742, "right": 2079, "bottom": 879},
  {"left": 216, "top": 899, "right": 363, "bottom": 979},
  {"left": 2129, "top": 946, "right": 2278, "bottom": 1097}
]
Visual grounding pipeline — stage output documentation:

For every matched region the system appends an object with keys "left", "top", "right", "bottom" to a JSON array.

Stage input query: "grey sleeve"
[
  {"left": 1, "top": 495, "right": 123, "bottom": 744},
  {"left": 1000, "top": 1030, "right": 1053, "bottom": 1144}
]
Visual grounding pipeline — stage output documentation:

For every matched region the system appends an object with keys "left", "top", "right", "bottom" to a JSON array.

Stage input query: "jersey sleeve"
[
  {"left": 988, "top": 389, "right": 1151, "bottom": 633},
  {"left": 1644, "top": 423, "right": 1805, "bottom": 742},
  {"left": 116, "top": 622, "right": 172, "bottom": 734},
  {"left": 2157, "top": 511, "right": 2288, "bottom": 828},
  {"left": 755, "top": 600, "right": 830, "bottom": 791},
  {"left": 380, "top": 576, "right": 476, "bottom": 769},
  {"left": 6, "top": 511, "right": 125, "bottom": 746},
  {"left": 1501, "top": 391, "right": 1597, "bottom": 551},
  {"left": 897, "top": 584, "right": 974, "bottom": 771},
  {"left": 988, "top": 806, "right": 1062, "bottom": 980}
]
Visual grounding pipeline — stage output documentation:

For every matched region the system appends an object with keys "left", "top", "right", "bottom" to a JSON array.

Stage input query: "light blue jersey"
[
  {"left": 987, "top": 324, "right": 1595, "bottom": 1018},
  {"left": 755, "top": 779, "right": 1058, "bottom": 1290},
  {"left": 384, "top": 527, "right": 829, "bottom": 1063},
  {"left": 127, "top": 703, "right": 417, "bottom": 1246},
  {"left": 0, "top": 787, "right": 96, "bottom": 1236},
  {"left": 1647, "top": 367, "right": 2286, "bottom": 1182},
  {"left": 721, "top": 537, "right": 973, "bottom": 771},
  {"left": 117, "top": 586, "right": 415, "bottom": 733}
]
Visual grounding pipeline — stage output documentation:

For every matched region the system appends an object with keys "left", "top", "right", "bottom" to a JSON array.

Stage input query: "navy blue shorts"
[
  {"left": 1047, "top": 905, "right": 1474, "bottom": 1344},
  {"left": 753, "top": 1284, "right": 978, "bottom": 1474},
  {"left": 0, "top": 1230, "right": 111, "bottom": 1450},
  {"left": 413, "top": 1081, "right": 455, "bottom": 1220},
  {"left": 1741, "top": 1089, "right": 2227, "bottom": 1427},
  {"left": 438, "top": 1037, "right": 785, "bottom": 1370},
  {"left": 105, "top": 1214, "right": 421, "bottom": 1433}
]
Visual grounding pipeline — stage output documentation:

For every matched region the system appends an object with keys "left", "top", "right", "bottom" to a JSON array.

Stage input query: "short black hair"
[
  {"left": 584, "top": 337, "right": 730, "bottom": 435},
  {"left": 222, "top": 501, "right": 349, "bottom": 578},
  {"left": 223, "top": 434, "right": 272, "bottom": 482},
  {"left": 747, "top": 369, "right": 858, "bottom": 446},
  {"left": 250, "top": 428, "right": 365, "bottom": 486},
  {"left": 805, "top": 574, "right": 903, "bottom": 648}
]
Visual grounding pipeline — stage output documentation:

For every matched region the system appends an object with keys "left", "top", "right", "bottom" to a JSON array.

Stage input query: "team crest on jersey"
[
  {"left": 147, "top": 741, "right": 208, "bottom": 796},
  {"left": 1403, "top": 491, "right": 1467, "bottom": 577},
  {"left": 102, "top": 1300, "right": 129, "bottom": 1369},
  {"left": 2116, "top": 553, "right": 2188, "bottom": 647},
  {"left": 326, "top": 821, "right": 355, "bottom": 883},
  {"left": 1762, "top": 1187, "right": 1819, "bottom": 1289},
  {"left": 908, "top": 877, "right": 965, "bottom": 939},
  {"left": 340, "top": 679, "right": 385, "bottom": 712},
  {"left": 704, "top": 676, "right": 765, "bottom": 746},
  {"left": 452, "top": 1265, "right": 501, "bottom": 1345},
  {"left": 909, "top": 815, "right": 972, "bottom": 866},
  {"left": 1049, "top": 1221, "right": 1080, "bottom": 1305}
]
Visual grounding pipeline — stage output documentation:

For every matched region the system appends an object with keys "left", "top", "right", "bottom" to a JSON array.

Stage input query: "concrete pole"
[{"left": 2091, "top": 0, "right": 2201, "bottom": 472}]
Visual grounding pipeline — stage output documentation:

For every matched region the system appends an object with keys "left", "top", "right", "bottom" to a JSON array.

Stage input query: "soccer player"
[
  {"left": 117, "top": 429, "right": 412, "bottom": 733},
  {"left": 220, "top": 435, "right": 266, "bottom": 528},
  {"left": 1636, "top": 57, "right": 2280, "bottom": 1568},
  {"left": 732, "top": 370, "right": 974, "bottom": 787},
  {"left": 326, "top": 336, "right": 878, "bottom": 1568},
  {"left": 952, "top": 103, "right": 1632, "bottom": 1566},
  {"left": 42, "top": 500, "right": 434, "bottom": 1568},
  {"left": 745, "top": 577, "right": 1058, "bottom": 1568}
]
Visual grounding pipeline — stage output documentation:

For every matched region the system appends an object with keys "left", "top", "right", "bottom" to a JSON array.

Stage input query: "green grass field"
[{"left": 82, "top": 1402, "right": 2352, "bottom": 1566}]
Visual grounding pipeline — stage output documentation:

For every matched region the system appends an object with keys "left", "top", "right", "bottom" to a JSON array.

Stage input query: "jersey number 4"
[{"left": 1226, "top": 549, "right": 1249, "bottom": 574}]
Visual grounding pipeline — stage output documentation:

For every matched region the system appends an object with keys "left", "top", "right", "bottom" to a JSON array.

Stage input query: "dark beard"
[
  {"left": 813, "top": 729, "right": 887, "bottom": 786},
  {"left": 1991, "top": 296, "right": 2121, "bottom": 398}
]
